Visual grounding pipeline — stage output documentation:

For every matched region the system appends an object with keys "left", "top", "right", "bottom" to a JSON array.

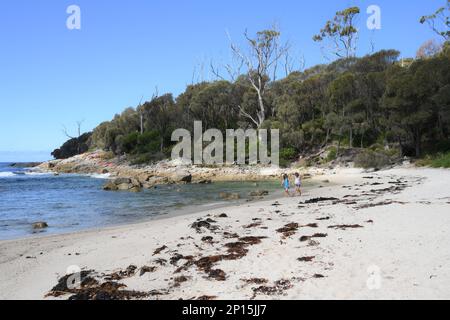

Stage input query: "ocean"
[{"left": 0, "top": 162, "right": 282, "bottom": 240}]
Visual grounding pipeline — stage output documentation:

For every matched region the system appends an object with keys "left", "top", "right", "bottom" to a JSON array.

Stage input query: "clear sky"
[{"left": 0, "top": 0, "right": 446, "bottom": 161}]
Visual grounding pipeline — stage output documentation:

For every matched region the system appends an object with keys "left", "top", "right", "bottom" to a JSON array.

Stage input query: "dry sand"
[{"left": 1, "top": 166, "right": 450, "bottom": 300}]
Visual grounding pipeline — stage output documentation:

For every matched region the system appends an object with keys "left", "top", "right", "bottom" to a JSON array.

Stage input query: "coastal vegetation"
[{"left": 53, "top": 4, "right": 450, "bottom": 168}]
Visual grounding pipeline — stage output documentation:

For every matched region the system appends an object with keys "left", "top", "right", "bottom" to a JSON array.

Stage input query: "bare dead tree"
[
  {"left": 282, "top": 51, "right": 305, "bottom": 77},
  {"left": 62, "top": 119, "right": 85, "bottom": 154},
  {"left": 219, "top": 27, "right": 290, "bottom": 127},
  {"left": 62, "top": 120, "right": 84, "bottom": 139}
]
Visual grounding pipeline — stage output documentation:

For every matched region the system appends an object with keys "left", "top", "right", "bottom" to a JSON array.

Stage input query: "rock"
[
  {"left": 33, "top": 222, "right": 48, "bottom": 229},
  {"left": 219, "top": 192, "right": 241, "bottom": 200},
  {"left": 137, "top": 173, "right": 154, "bottom": 184},
  {"left": 113, "top": 178, "right": 131, "bottom": 185},
  {"left": 10, "top": 162, "right": 42, "bottom": 168},
  {"left": 103, "top": 181, "right": 118, "bottom": 191},
  {"left": 117, "top": 183, "right": 132, "bottom": 190},
  {"left": 196, "top": 179, "right": 212, "bottom": 184},
  {"left": 249, "top": 190, "right": 269, "bottom": 197},
  {"left": 129, "top": 186, "right": 142, "bottom": 192},
  {"left": 172, "top": 171, "right": 192, "bottom": 184},
  {"left": 130, "top": 178, "right": 141, "bottom": 187}
]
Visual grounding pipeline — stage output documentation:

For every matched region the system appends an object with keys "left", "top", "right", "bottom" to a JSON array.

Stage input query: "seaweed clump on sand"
[
  {"left": 328, "top": 225, "right": 363, "bottom": 230},
  {"left": 175, "top": 236, "right": 267, "bottom": 280},
  {"left": 252, "top": 279, "right": 293, "bottom": 298},
  {"left": 105, "top": 265, "right": 137, "bottom": 281},
  {"left": 276, "top": 223, "right": 300, "bottom": 238},
  {"left": 191, "top": 219, "right": 219, "bottom": 233},
  {"left": 300, "top": 233, "right": 328, "bottom": 242},
  {"left": 302, "top": 197, "right": 339, "bottom": 204},
  {"left": 297, "top": 256, "right": 315, "bottom": 262},
  {"left": 47, "top": 271, "right": 149, "bottom": 300}
]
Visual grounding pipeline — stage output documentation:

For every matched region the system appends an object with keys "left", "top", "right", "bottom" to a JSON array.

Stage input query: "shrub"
[
  {"left": 416, "top": 152, "right": 450, "bottom": 168},
  {"left": 280, "top": 147, "right": 297, "bottom": 161},
  {"left": 355, "top": 150, "right": 392, "bottom": 169},
  {"left": 326, "top": 147, "right": 337, "bottom": 162},
  {"left": 430, "top": 152, "right": 450, "bottom": 168},
  {"left": 278, "top": 147, "right": 297, "bottom": 168},
  {"left": 130, "top": 152, "right": 166, "bottom": 165}
]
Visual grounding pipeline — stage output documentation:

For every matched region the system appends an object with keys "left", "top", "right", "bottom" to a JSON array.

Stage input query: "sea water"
[{"left": 0, "top": 162, "right": 282, "bottom": 240}]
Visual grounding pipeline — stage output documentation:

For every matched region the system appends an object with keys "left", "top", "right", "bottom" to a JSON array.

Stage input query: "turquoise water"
[{"left": 0, "top": 162, "right": 281, "bottom": 240}]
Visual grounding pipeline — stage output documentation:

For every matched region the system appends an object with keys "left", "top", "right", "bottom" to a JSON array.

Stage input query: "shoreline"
[{"left": 1, "top": 166, "right": 450, "bottom": 300}]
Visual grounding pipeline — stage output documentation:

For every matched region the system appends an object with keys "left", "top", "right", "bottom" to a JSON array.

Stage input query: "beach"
[{"left": 1, "top": 166, "right": 450, "bottom": 300}]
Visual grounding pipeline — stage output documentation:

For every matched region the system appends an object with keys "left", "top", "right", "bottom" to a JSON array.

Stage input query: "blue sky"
[{"left": 0, "top": 0, "right": 446, "bottom": 161}]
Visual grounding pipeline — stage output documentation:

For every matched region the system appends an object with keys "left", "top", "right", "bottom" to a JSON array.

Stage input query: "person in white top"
[{"left": 294, "top": 172, "right": 302, "bottom": 196}]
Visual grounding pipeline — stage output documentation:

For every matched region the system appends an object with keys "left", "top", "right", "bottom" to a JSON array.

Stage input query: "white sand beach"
[{"left": 1, "top": 166, "right": 450, "bottom": 300}]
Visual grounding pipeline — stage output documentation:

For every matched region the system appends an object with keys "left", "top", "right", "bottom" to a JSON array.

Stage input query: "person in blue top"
[{"left": 282, "top": 174, "right": 290, "bottom": 197}]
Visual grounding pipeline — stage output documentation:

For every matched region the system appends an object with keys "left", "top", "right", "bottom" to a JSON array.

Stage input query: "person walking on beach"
[
  {"left": 294, "top": 172, "right": 302, "bottom": 196},
  {"left": 282, "top": 174, "right": 290, "bottom": 197}
]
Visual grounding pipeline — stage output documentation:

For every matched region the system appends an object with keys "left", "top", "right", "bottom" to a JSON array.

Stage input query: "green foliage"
[
  {"left": 326, "top": 147, "right": 338, "bottom": 162},
  {"left": 280, "top": 148, "right": 297, "bottom": 161},
  {"left": 417, "top": 152, "right": 450, "bottom": 168},
  {"left": 419, "top": 1, "right": 449, "bottom": 41},
  {"left": 313, "top": 6, "right": 360, "bottom": 58}
]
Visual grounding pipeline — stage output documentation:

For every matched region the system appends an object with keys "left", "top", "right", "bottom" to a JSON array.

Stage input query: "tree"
[
  {"left": 216, "top": 28, "right": 290, "bottom": 128},
  {"left": 420, "top": 0, "right": 450, "bottom": 41},
  {"left": 313, "top": 7, "right": 361, "bottom": 59},
  {"left": 141, "top": 94, "right": 176, "bottom": 153},
  {"left": 328, "top": 72, "right": 358, "bottom": 148}
]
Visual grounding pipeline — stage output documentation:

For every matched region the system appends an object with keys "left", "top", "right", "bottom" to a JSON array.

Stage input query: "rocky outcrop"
[
  {"left": 10, "top": 162, "right": 42, "bottom": 168},
  {"left": 38, "top": 151, "right": 325, "bottom": 193},
  {"left": 103, "top": 177, "right": 142, "bottom": 192},
  {"left": 170, "top": 170, "right": 192, "bottom": 184}
]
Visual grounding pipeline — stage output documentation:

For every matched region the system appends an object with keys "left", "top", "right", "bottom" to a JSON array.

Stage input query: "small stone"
[{"left": 33, "top": 222, "right": 48, "bottom": 229}]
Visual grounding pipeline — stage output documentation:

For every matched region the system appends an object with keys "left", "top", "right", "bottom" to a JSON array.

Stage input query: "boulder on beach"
[
  {"left": 32, "top": 222, "right": 48, "bottom": 229},
  {"left": 113, "top": 178, "right": 132, "bottom": 185},
  {"left": 117, "top": 183, "right": 132, "bottom": 191},
  {"left": 103, "top": 181, "right": 118, "bottom": 191},
  {"left": 129, "top": 186, "right": 142, "bottom": 192},
  {"left": 249, "top": 190, "right": 269, "bottom": 197},
  {"left": 103, "top": 176, "right": 142, "bottom": 192},
  {"left": 171, "top": 171, "right": 192, "bottom": 184},
  {"left": 196, "top": 179, "right": 212, "bottom": 184},
  {"left": 137, "top": 173, "right": 154, "bottom": 184},
  {"left": 219, "top": 192, "right": 241, "bottom": 200}
]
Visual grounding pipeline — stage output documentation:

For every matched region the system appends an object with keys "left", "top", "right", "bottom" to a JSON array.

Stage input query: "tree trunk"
[
  {"left": 360, "top": 132, "right": 364, "bottom": 149},
  {"left": 349, "top": 128, "right": 353, "bottom": 148},
  {"left": 337, "top": 137, "right": 341, "bottom": 157},
  {"left": 414, "top": 129, "right": 421, "bottom": 157},
  {"left": 257, "top": 93, "right": 265, "bottom": 127},
  {"left": 415, "top": 139, "right": 421, "bottom": 158}
]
